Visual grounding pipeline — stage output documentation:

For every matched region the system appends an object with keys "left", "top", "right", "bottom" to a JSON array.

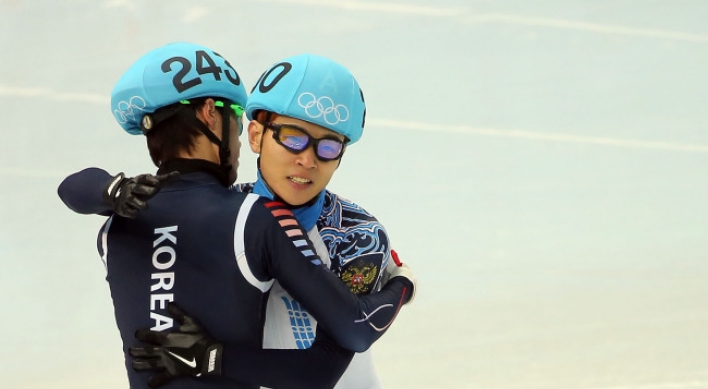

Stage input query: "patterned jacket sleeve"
[{"left": 320, "top": 192, "right": 392, "bottom": 295}]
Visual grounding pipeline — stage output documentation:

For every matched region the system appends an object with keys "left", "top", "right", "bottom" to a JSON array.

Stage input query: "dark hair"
[
  {"left": 254, "top": 110, "right": 276, "bottom": 124},
  {"left": 145, "top": 97, "right": 224, "bottom": 166}
]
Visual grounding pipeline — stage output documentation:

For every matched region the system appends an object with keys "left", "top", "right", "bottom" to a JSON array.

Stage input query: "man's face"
[{"left": 249, "top": 116, "right": 345, "bottom": 206}]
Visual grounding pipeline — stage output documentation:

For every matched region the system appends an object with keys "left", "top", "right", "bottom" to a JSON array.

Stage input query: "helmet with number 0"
[
  {"left": 111, "top": 42, "right": 247, "bottom": 135},
  {"left": 246, "top": 54, "right": 366, "bottom": 144}
]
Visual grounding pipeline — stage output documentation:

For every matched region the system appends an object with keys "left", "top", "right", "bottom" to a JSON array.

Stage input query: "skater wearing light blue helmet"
[
  {"left": 111, "top": 41, "right": 247, "bottom": 185},
  {"left": 236, "top": 54, "right": 413, "bottom": 389},
  {"left": 244, "top": 53, "right": 367, "bottom": 208}
]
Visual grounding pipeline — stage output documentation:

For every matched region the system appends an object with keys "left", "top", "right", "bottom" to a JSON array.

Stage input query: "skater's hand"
[
  {"left": 103, "top": 172, "right": 178, "bottom": 218},
  {"left": 382, "top": 250, "right": 417, "bottom": 304},
  {"left": 129, "top": 302, "right": 222, "bottom": 388}
]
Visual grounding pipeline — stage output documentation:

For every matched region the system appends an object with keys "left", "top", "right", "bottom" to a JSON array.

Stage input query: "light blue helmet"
[
  {"left": 246, "top": 54, "right": 366, "bottom": 144},
  {"left": 111, "top": 42, "right": 248, "bottom": 135}
]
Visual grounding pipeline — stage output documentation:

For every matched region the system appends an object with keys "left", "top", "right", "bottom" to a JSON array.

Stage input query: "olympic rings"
[
  {"left": 297, "top": 92, "right": 350, "bottom": 125},
  {"left": 114, "top": 96, "right": 147, "bottom": 124}
]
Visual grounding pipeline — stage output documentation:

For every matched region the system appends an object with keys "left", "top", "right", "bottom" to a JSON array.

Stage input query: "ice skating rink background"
[{"left": 1, "top": 1, "right": 707, "bottom": 388}]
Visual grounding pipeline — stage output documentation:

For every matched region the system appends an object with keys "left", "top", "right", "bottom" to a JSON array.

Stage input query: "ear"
[
  {"left": 248, "top": 121, "right": 263, "bottom": 153},
  {"left": 196, "top": 99, "right": 219, "bottom": 133}
]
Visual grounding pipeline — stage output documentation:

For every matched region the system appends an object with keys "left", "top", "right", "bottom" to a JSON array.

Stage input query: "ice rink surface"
[{"left": 1, "top": 1, "right": 707, "bottom": 388}]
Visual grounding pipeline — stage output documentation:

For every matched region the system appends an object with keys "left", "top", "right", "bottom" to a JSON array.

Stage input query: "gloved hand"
[
  {"left": 382, "top": 250, "right": 417, "bottom": 304},
  {"left": 129, "top": 302, "right": 223, "bottom": 388},
  {"left": 102, "top": 172, "right": 178, "bottom": 218}
]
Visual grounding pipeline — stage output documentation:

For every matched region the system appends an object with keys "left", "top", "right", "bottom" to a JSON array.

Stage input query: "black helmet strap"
[
  {"left": 175, "top": 100, "right": 233, "bottom": 178},
  {"left": 217, "top": 99, "right": 233, "bottom": 177}
]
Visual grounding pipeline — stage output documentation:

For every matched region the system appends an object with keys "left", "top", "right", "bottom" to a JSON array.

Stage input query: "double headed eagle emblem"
[{"left": 340, "top": 263, "right": 378, "bottom": 295}]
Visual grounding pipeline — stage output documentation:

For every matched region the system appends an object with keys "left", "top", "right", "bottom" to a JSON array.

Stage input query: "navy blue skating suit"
[{"left": 58, "top": 160, "right": 413, "bottom": 389}]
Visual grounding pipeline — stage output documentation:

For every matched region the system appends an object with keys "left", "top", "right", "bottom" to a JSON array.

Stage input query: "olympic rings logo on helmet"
[
  {"left": 113, "top": 96, "right": 147, "bottom": 125},
  {"left": 297, "top": 92, "right": 350, "bottom": 126}
]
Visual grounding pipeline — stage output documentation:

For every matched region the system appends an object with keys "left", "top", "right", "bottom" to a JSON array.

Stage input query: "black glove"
[
  {"left": 102, "top": 172, "right": 178, "bottom": 218},
  {"left": 129, "top": 302, "right": 223, "bottom": 388}
]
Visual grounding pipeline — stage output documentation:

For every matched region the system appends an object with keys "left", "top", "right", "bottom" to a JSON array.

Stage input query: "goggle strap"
[{"left": 214, "top": 100, "right": 244, "bottom": 118}]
